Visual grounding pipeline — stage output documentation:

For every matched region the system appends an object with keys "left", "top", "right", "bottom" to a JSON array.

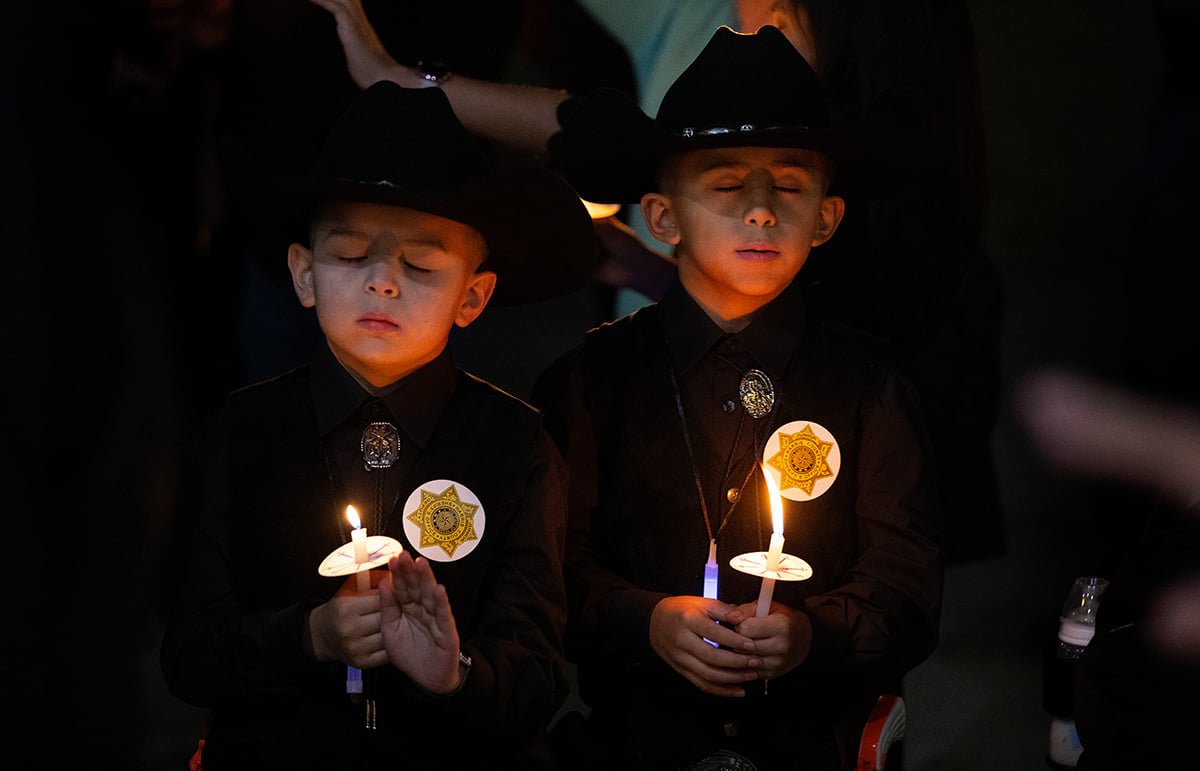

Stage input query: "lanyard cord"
[{"left": 663, "top": 332, "right": 774, "bottom": 544}]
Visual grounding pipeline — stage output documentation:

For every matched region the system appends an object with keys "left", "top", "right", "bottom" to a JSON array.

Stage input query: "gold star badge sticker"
[
  {"left": 768, "top": 423, "right": 835, "bottom": 496},
  {"left": 406, "top": 484, "right": 479, "bottom": 559}
]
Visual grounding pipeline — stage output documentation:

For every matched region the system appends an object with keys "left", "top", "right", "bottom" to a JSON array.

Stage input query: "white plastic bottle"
[{"left": 1046, "top": 576, "right": 1108, "bottom": 768}]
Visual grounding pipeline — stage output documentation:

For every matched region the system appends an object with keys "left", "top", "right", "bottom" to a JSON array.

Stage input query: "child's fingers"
[
  {"left": 349, "top": 594, "right": 380, "bottom": 620},
  {"left": 432, "top": 584, "right": 457, "bottom": 636},
  {"left": 401, "top": 555, "right": 424, "bottom": 601},
  {"left": 684, "top": 637, "right": 758, "bottom": 672},
  {"left": 732, "top": 613, "right": 782, "bottom": 639},
  {"left": 385, "top": 553, "right": 421, "bottom": 608},
  {"left": 359, "top": 648, "right": 390, "bottom": 670},
  {"left": 414, "top": 557, "right": 441, "bottom": 603},
  {"left": 672, "top": 652, "right": 754, "bottom": 697},
  {"left": 348, "top": 631, "right": 387, "bottom": 668},
  {"left": 694, "top": 621, "right": 756, "bottom": 653}
]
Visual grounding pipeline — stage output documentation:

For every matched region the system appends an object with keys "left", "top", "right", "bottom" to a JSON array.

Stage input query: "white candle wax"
[
  {"left": 346, "top": 505, "right": 370, "bottom": 591},
  {"left": 755, "top": 576, "right": 777, "bottom": 617},
  {"left": 764, "top": 532, "right": 785, "bottom": 572},
  {"left": 352, "top": 529, "right": 370, "bottom": 592},
  {"left": 351, "top": 525, "right": 368, "bottom": 564},
  {"left": 757, "top": 466, "right": 786, "bottom": 617}
]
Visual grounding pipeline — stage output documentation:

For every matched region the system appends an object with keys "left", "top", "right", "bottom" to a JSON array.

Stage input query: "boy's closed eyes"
[
  {"left": 694, "top": 153, "right": 830, "bottom": 196},
  {"left": 318, "top": 226, "right": 470, "bottom": 275}
]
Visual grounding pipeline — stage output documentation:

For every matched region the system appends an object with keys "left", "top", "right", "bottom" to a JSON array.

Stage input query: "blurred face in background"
[{"left": 736, "top": 0, "right": 818, "bottom": 69}]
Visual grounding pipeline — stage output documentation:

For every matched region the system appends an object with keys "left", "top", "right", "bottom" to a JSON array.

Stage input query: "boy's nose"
[
  {"left": 368, "top": 280, "right": 398, "bottom": 297},
  {"left": 744, "top": 204, "right": 777, "bottom": 228},
  {"left": 366, "top": 266, "right": 400, "bottom": 297},
  {"left": 742, "top": 180, "right": 777, "bottom": 227}
]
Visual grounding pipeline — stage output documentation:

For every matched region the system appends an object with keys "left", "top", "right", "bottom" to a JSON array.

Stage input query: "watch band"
[
  {"left": 415, "top": 60, "right": 453, "bottom": 88},
  {"left": 444, "top": 650, "right": 472, "bottom": 696}
]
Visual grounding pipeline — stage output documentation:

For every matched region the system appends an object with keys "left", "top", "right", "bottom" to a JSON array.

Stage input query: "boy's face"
[
  {"left": 641, "top": 145, "right": 844, "bottom": 322},
  {"left": 287, "top": 201, "right": 496, "bottom": 388}
]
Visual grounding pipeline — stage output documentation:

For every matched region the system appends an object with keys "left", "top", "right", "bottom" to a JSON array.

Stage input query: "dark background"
[{"left": 2, "top": 1, "right": 1195, "bottom": 768}]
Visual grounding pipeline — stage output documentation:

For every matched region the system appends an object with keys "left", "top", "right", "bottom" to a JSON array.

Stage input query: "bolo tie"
[
  {"left": 738, "top": 369, "right": 775, "bottom": 420},
  {"left": 355, "top": 419, "right": 400, "bottom": 731},
  {"left": 361, "top": 419, "right": 402, "bottom": 523}
]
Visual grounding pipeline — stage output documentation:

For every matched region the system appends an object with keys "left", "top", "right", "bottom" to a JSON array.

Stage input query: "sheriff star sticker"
[
  {"left": 402, "top": 480, "right": 485, "bottom": 562},
  {"left": 764, "top": 421, "right": 840, "bottom": 501}
]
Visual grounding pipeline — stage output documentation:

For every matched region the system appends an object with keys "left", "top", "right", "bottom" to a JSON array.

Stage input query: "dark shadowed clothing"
[
  {"left": 1074, "top": 501, "right": 1200, "bottom": 770},
  {"left": 533, "top": 279, "right": 943, "bottom": 771},
  {"left": 161, "top": 343, "right": 569, "bottom": 770}
]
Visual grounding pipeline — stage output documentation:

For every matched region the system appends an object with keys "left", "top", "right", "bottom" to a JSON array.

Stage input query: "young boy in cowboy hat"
[
  {"left": 533, "top": 25, "right": 942, "bottom": 771},
  {"left": 161, "top": 81, "right": 595, "bottom": 769}
]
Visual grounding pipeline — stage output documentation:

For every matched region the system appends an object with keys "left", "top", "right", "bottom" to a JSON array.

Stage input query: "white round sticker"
[
  {"left": 401, "top": 479, "right": 485, "bottom": 562},
  {"left": 762, "top": 420, "right": 840, "bottom": 501}
]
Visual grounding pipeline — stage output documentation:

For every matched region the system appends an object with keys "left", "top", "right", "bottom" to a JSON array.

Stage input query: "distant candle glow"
[{"left": 581, "top": 197, "right": 621, "bottom": 219}]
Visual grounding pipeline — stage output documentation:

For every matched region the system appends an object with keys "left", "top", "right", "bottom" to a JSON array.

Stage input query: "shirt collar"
[
  {"left": 737, "top": 279, "right": 807, "bottom": 377},
  {"left": 662, "top": 277, "right": 807, "bottom": 379},
  {"left": 662, "top": 279, "right": 725, "bottom": 375},
  {"left": 310, "top": 341, "right": 459, "bottom": 447}
]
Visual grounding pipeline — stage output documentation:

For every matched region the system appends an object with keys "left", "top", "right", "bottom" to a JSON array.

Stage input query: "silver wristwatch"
[{"left": 416, "top": 60, "right": 453, "bottom": 88}]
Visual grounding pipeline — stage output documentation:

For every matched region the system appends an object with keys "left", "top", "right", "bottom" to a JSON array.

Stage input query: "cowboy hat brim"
[
  {"left": 557, "top": 86, "right": 896, "bottom": 206},
  {"left": 223, "top": 135, "right": 599, "bottom": 306}
]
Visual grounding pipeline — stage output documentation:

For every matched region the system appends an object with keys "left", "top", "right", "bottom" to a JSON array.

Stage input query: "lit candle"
[
  {"left": 756, "top": 466, "right": 785, "bottom": 617},
  {"left": 346, "top": 505, "right": 370, "bottom": 592},
  {"left": 345, "top": 505, "right": 367, "bottom": 695}
]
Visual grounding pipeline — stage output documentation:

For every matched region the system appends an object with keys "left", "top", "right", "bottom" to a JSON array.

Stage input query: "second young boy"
[{"left": 536, "top": 25, "right": 943, "bottom": 771}]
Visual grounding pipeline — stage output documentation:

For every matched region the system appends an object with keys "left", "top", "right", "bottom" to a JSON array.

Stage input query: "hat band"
[
  {"left": 339, "top": 177, "right": 402, "bottom": 188},
  {"left": 675, "top": 123, "right": 809, "bottom": 138}
]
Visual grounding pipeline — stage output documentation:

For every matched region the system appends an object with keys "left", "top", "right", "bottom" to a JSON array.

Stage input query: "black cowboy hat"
[
  {"left": 231, "top": 81, "right": 597, "bottom": 305},
  {"left": 556, "top": 25, "right": 895, "bottom": 204}
]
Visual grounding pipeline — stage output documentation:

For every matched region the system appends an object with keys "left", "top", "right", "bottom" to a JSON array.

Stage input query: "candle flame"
[
  {"left": 580, "top": 197, "right": 621, "bottom": 219},
  {"left": 345, "top": 505, "right": 362, "bottom": 530},
  {"left": 762, "top": 464, "right": 784, "bottom": 535}
]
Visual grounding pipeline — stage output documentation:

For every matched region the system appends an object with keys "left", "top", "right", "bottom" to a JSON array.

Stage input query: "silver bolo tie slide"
[{"left": 739, "top": 368, "right": 775, "bottom": 419}]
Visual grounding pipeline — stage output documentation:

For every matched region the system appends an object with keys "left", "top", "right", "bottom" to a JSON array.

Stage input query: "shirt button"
[
  {"left": 726, "top": 488, "right": 740, "bottom": 503},
  {"left": 722, "top": 399, "right": 737, "bottom": 414},
  {"left": 723, "top": 721, "right": 739, "bottom": 737}
]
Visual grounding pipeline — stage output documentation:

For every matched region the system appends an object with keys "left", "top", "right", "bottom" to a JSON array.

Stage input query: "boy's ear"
[
  {"left": 640, "top": 192, "right": 682, "bottom": 247},
  {"left": 287, "top": 243, "right": 317, "bottom": 308},
  {"left": 454, "top": 269, "right": 497, "bottom": 328},
  {"left": 811, "top": 195, "right": 846, "bottom": 247}
]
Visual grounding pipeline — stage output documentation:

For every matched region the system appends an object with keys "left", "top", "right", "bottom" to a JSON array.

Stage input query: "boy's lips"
[
  {"left": 736, "top": 243, "right": 781, "bottom": 262},
  {"left": 357, "top": 313, "right": 399, "bottom": 331}
]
